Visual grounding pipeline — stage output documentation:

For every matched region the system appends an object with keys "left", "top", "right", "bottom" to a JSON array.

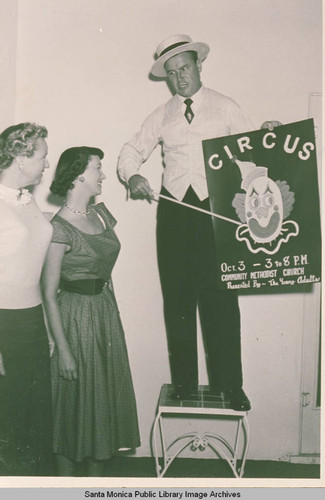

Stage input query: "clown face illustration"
[
  {"left": 232, "top": 159, "right": 298, "bottom": 254},
  {"left": 245, "top": 176, "right": 283, "bottom": 244}
]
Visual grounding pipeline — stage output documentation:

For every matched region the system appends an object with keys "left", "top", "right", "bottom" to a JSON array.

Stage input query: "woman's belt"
[{"left": 60, "top": 279, "right": 108, "bottom": 295}]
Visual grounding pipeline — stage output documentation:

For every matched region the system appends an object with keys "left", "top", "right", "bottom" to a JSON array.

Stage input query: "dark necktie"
[{"left": 184, "top": 98, "right": 194, "bottom": 124}]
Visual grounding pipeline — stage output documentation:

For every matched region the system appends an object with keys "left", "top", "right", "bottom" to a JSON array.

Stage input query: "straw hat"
[{"left": 150, "top": 34, "right": 210, "bottom": 77}]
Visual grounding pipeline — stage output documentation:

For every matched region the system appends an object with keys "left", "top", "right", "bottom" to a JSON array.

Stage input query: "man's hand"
[
  {"left": 261, "top": 120, "right": 283, "bottom": 131},
  {"left": 128, "top": 174, "right": 154, "bottom": 201}
]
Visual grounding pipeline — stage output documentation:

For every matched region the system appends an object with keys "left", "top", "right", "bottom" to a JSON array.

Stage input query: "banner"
[{"left": 202, "top": 119, "right": 321, "bottom": 292}]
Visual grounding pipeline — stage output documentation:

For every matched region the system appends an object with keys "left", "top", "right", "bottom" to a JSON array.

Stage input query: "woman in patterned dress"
[{"left": 42, "top": 146, "right": 140, "bottom": 476}]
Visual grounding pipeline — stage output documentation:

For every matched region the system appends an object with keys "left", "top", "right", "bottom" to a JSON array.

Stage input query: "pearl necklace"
[{"left": 64, "top": 203, "right": 90, "bottom": 216}]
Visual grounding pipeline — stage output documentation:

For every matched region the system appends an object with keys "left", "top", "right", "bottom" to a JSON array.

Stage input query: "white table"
[{"left": 151, "top": 384, "right": 250, "bottom": 478}]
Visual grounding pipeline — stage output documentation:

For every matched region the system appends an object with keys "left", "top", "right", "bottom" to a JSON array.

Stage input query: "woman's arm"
[
  {"left": 42, "top": 306, "right": 55, "bottom": 357},
  {"left": 0, "top": 352, "right": 5, "bottom": 376},
  {"left": 42, "top": 242, "right": 78, "bottom": 381}
]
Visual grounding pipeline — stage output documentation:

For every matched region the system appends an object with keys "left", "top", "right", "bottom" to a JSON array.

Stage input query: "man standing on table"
[{"left": 118, "top": 34, "right": 252, "bottom": 410}]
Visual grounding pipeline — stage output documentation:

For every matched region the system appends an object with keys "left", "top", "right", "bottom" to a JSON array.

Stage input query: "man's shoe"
[
  {"left": 224, "top": 388, "right": 251, "bottom": 411},
  {"left": 171, "top": 383, "right": 197, "bottom": 401}
]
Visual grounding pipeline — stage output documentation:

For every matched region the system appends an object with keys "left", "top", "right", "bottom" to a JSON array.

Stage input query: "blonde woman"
[{"left": 0, "top": 123, "right": 53, "bottom": 475}]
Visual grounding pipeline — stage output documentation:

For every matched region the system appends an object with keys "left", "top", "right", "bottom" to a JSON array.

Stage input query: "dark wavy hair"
[
  {"left": 50, "top": 146, "right": 104, "bottom": 197},
  {"left": 0, "top": 122, "right": 48, "bottom": 170}
]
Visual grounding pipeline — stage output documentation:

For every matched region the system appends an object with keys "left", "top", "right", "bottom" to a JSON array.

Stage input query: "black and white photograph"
[{"left": 0, "top": 0, "right": 322, "bottom": 493}]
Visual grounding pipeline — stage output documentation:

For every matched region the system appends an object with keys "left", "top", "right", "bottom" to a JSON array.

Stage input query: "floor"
[{"left": 76, "top": 456, "right": 320, "bottom": 479}]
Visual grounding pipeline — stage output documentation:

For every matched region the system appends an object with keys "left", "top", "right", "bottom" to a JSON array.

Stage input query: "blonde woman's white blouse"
[{"left": 0, "top": 183, "right": 53, "bottom": 309}]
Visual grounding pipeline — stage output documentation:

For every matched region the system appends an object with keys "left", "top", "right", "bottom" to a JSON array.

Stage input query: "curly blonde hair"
[{"left": 0, "top": 122, "right": 48, "bottom": 170}]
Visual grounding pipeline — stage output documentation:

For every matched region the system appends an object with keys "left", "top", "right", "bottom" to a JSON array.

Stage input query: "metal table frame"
[{"left": 151, "top": 384, "right": 250, "bottom": 478}]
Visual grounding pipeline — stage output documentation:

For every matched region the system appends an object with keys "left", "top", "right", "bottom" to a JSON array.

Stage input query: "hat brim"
[{"left": 150, "top": 42, "right": 210, "bottom": 78}]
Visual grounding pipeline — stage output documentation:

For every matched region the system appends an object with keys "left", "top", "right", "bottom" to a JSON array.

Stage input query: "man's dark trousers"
[{"left": 157, "top": 185, "right": 243, "bottom": 391}]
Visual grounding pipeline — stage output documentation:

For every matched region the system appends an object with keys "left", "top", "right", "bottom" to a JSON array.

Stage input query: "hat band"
[{"left": 159, "top": 41, "right": 190, "bottom": 57}]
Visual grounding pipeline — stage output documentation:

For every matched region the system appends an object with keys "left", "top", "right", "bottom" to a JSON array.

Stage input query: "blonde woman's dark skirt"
[{"left": 0, "top": 305, "right": 53, "bottom": 476}]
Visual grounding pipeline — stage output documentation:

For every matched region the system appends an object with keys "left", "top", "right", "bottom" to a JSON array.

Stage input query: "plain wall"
[
  {"left": 0, "top": 0, "right": 17, "bottom": 129},
  {"left": 10, "top": 0, "right": 322, "bottom": 460}
]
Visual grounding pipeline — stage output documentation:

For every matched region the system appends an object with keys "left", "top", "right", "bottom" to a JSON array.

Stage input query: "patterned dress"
[{"left": 50, "top": 203, "right": 140, "bottom": 461}]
